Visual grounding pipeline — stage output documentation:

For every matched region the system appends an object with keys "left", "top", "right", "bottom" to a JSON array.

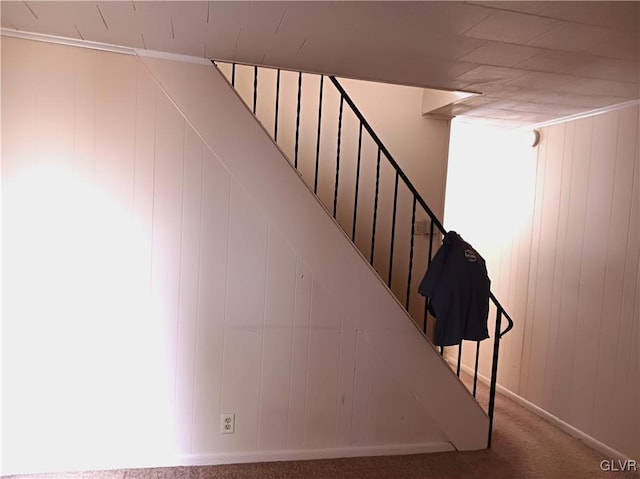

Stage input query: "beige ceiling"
[{"left": 2, "top": 1, "right": 639, "bottom": 126}]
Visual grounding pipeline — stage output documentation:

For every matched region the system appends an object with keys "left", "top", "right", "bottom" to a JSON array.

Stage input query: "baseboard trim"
[
  {"left": 180, "top": 441, "right": 455, "bottom": 466},
  {"left": 454, "top": 361, "right": 633, "bottom": 461}
]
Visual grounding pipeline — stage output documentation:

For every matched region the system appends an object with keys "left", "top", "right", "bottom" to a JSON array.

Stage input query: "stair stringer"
[{"left": 139, "top": 53, "right": 489, "bottom": 452}]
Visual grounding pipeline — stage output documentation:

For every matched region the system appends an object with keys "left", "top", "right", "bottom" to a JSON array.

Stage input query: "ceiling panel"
[
  {"left": 538, "top": 1, "right": 640, "bottom": 31},
  {"left": 403, "top": 31, "right": 486, "bottom": 61},
  {"left": 407, "top": 2, "right": 494, "bottom": 35},
  {"left": 271, "top": 3, "right": 332, "bottom": 41},
  {"left": 463, "top": 10, "right": 560, "bottom": 43},
  {"left": 333, "top": 1, "right": 420, "bottom": 32},
  {"left": 467, "top": 2, "right": 549, "bottom": 16},
  {"left": 526, "top": 22, "right": 610, "bottom": 52},
  {"left": 585, "top": 29, "right": 640, "bottom": 61},
  {"left": 93, "top": 2, "right": 143, "bottom": 48},
  {"left": 513, "top": 50, "right": 595, "bottom": 75},
  {"left": 456, "top": 65, "right": 530, "bottom": 84},
  {"left": 1, "top": 1, "right": 638, "bottom": 127},
  {"left": 572, "top": 57, "right": 640, "bottom": 84},
  {"left": 460, "top": 41, "right": 542, "bottom": 67},
  {"left": 3, "top": 1, "right": 93, "bottom": 39}
]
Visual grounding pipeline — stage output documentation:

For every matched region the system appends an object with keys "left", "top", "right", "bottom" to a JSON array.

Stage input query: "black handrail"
[
  {"left": 217, "top": 61, "right": 515, "bottom": 449},
  {"left": 329, "top": 75, "right": 514, "bottom": 340}
]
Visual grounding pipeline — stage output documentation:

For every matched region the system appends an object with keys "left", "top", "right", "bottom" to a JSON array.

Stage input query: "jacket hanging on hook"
[{"left": 418, "top": 231, "right": 490, "bottom": 347}]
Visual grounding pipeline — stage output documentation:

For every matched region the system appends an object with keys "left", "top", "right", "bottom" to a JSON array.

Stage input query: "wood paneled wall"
[
  {"left": 2, "top": 36, "right": 488, "bottom": 475},
  {"left": 446, "top": 108, "right": 639, "bottom": 459}
]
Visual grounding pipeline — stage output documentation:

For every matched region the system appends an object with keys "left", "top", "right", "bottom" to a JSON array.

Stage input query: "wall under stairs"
[{"left": 1, "top": 36, "right": 488, "bottom": 475}]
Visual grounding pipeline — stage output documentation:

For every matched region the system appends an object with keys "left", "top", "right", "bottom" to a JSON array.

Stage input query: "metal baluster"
[
  {"left": 351, "top": 123, "right": 363, "bottom": 242},
  {"left": 405, "top": 197, "right": 417, "bottom": 309},
  {"left": 252, "top": 65, "right": 258, "bottom": 114},
  {"left": 473, "top": 341, "right": 480, "bottom": 397},
  {"left": 423, "top": 300, "right": 428, "bottom": 335},
  {"left": 333, "top": 96, "right": 344, "bottom": 218},
  {"left": 457, "top": 341, "right": 463, "bottom": 377},
  {"left": 314, "top": 76, "right": 324, "bottom": 194},
  {"left": 487, "top": 308, "right": 503, "bottom": 448},
  {"left": 294, "top": 72, "right": 302, "bottom": 168},
  {"left": 231, "top": 63, "right": 236, "bottom": 87},
  {"left": 274, "top": 69, "right": 281, "bottom": 142},
  {"left": 388, "top": 172, "right": 399, "bottom": 287},
  {"left": 370, "top": 147, "right": 381, "bottom": 265},
  {"left": 424, "top": 219, "right": 435, "bottom": 335},
  {"left": 440, "top": 345, "right": 444, "bottom": 356},
  {"left": 429, "top": 219, "right": 435, "bottom": 259}
]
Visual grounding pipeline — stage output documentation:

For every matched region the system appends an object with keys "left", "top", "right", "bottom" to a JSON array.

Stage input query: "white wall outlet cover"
[{"left": 220, "top": 413, "right": 235, "bottom": 434}]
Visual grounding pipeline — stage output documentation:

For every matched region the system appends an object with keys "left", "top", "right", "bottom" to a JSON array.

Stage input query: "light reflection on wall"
[
  {"left": 2, "top": 165, "right": 175, "bottom": 474},
  {"left": 444, "top": 120, "right": 538, "bottom": 261}
]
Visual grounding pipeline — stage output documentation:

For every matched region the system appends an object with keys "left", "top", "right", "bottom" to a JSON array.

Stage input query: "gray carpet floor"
[{"left": 4, "top": 374, "right": 638, "bottom": 479}]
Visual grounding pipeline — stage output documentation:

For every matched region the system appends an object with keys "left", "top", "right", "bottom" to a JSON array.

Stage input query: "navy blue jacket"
[{"left": 418, "top": 231, "right": 490, "bottom": 346}]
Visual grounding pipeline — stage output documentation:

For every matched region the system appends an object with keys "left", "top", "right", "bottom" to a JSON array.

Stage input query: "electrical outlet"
[{"left": 220, "top": 413, "right": 235, "bottom": 434}]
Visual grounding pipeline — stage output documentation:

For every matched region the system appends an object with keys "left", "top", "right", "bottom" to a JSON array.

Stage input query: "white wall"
[
  {"left": 445, "top": 107, "right": 640, "bottom": 459},
  {"left": 1, "top": 36, "right": 488, "bottom": 475},
  {"left": 217, "top": 64, "right": 451, "bottom": 332}
]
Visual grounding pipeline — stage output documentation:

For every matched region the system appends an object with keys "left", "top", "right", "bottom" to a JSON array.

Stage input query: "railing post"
[
  {"left": 352, "top": 123, "right": 363, "bottom": 242},
  {"left": 423, "top": 300, "right": 428, "bottom": 335},
  {"left": 333, "top": 96, "right": 344, "bottom": 218},
  {"left": 405, "top": 197, "right": 417, "bottom": 310},
  {"left": 370, "top": 147, "right": 381, "bottom": 265},
  {"left": 314, "top": 75, "right": 324, "bottom": 194},
  {"left": 274, "top": 69, "right": 281, "bottom": 142},
  {"left": 388, "top": 171, "right": 399, "bottom": 287},
  {"left": 294, "top": 72, "right": 302, "bottom": 168},
  {"left": 487, "top": 308, "right": 503, "bottom": 448},
  {"left": 252, "top": 65, "right": 258, "bottom": 114},
  {"left": 473, "top": 341, "right": 480, "bottom": 398}
]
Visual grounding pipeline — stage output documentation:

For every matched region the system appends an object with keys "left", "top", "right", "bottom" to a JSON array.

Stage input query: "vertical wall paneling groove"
[
  {"left": 258, "top": 226, "right": 296, "bottom": 450},
  {"left": 528, "top": 124, "right": 566, "bottom": 407},
  {"left": 625, "top": 252, "right": 640, "bottom": 458},
  {"left": 301, "top": 277, "right": 315, "bottom": 447},
  {"left": 569, "top": 113, "right": 619, "bottom": 433},
  {"left": 552, "top": 117, "right": 594, "bottom": 422},
  {"left": 336, "top": 318, "right": 357, "bottom": 445},
  {"left": 174, "top": 125, "right": 204, "bottom": 453},
  {"left": 608, "top": 109, "right": 639, "bottom": 456},
  {"left": 255, "top": 225, "right": 271, "bottom": 450},
  {"left": 351, "top": 331, "right": 373, "bottom": 445},
  {"left": 590, "top": 108, "right": 635, "bottom": 445},
  {"left": 188, "top": 140, "right": 205, "bottom": 450},
  {"left": 151, "top": 92, "right": 185, "bottom": 441},
  {"left": 220, "top": 181, "right": 268, "bottom": 452},
  {"left": 287, "top": 257, "right": 312, "bottom": 449},
  {"left": 191, "top": 147, "right": 230, "bottom": 454},
  {"left": 334, "top": 316, "right": 346, "bottom": 443},
  {"left": 624, "top": 129, "right": 639, "bottom": 458},
  {"left": 519, "top": 124, "right": 548, "bottom": 401}
]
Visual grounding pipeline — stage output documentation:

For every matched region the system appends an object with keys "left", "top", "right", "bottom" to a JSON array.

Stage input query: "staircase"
[{"left": 215, "top": 61, "right": 514, "bottom": 447}]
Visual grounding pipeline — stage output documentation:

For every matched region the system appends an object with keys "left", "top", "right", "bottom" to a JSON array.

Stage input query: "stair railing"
[{"left": 215, "top": 61, "right": 514, "bottom": 448}]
